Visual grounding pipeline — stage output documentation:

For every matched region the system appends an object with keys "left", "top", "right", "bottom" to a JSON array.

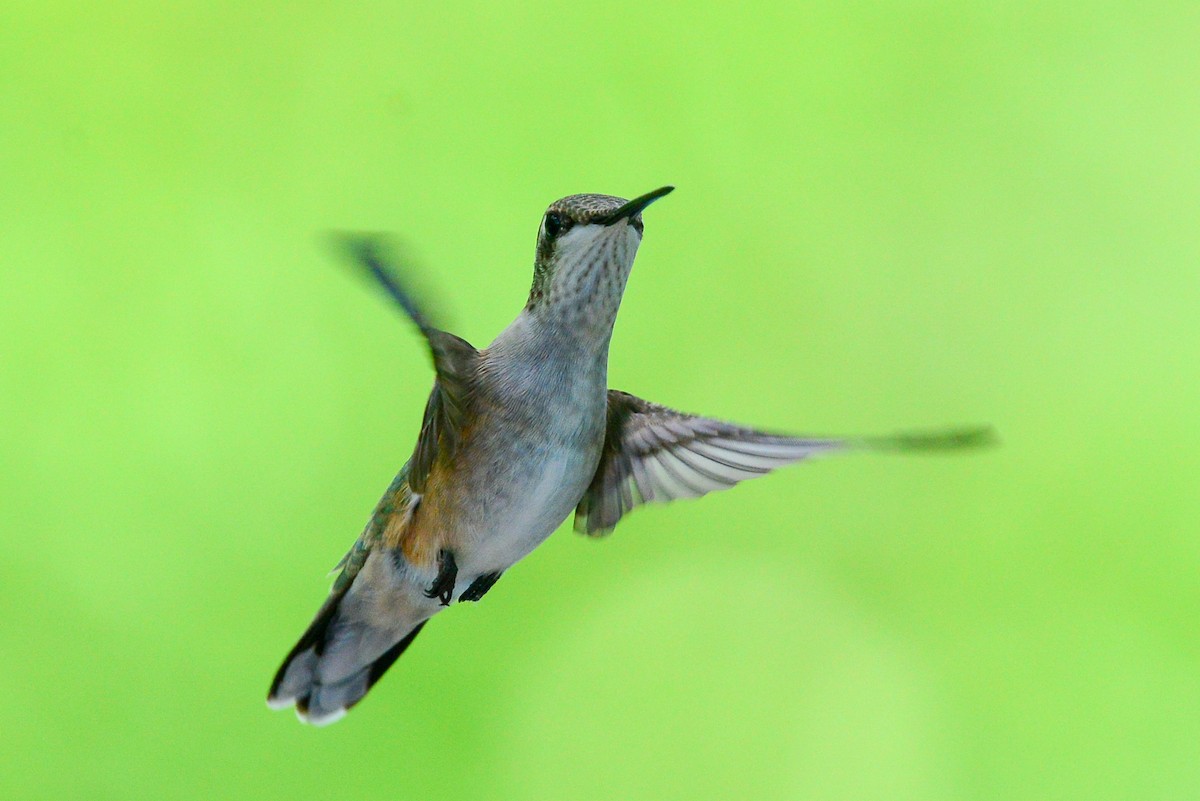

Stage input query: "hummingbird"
[{"left": 267, "top": 186, "right": 990, "bottom": 725}]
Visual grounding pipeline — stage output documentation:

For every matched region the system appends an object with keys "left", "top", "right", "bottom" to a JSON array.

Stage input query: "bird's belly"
[{"left": 462, "top": 449, "right": 592, "bottom": 568}]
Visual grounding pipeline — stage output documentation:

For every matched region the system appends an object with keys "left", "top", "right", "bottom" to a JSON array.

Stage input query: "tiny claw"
[
  {"left": 459, "top": 570, "right": 503, "bottom": 603},
  {"left": 424, "top": 549, "right": 458, "bottom": 606}
]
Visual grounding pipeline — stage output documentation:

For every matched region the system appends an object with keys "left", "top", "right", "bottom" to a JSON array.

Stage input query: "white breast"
[{"left": 450, "top": 448, "right": 592, "bottom": 600}]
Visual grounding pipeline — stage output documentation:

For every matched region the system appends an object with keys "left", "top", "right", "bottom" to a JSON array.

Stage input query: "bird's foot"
[
  {"left": 424, "top": 549, "right": 458, "bottom": 606},
  {"left": 459, "top": 571, "right": 503, "bottom": 603}
]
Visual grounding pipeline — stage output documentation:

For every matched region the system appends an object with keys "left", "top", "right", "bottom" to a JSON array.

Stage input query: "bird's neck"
[
  {"left": 489, "top": 307, "right": 615, "bottom": 381},
  {"left": 524, "top": 253, "right": 631, "bottom": 347}
]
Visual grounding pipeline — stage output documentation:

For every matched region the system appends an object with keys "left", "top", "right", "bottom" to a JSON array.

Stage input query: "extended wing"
[{"left": 576, "top": 390, "right": 992, "bottom": 536}]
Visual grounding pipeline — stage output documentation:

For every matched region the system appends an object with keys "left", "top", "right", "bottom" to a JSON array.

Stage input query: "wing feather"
[{"left": 574, "top": 391, "right": 848, "bottom": 535}]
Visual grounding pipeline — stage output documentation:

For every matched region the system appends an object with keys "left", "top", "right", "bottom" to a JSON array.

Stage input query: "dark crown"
[{"left": 545, "top": 194, "right": 632, "bottom": 225}]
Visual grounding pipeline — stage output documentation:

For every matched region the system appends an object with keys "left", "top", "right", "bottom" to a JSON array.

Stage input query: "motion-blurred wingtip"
[{"left": 859, "top": 425, "right": 999, "bottom": 453}]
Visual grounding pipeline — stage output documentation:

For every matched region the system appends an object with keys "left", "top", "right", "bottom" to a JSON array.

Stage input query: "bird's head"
[{"left": 526, "top": 187, "right": 673, "bottom": 328}]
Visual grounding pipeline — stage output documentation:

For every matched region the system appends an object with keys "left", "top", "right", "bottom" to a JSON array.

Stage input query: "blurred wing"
[
  {"left": 409, "top": 329, "right": 477, "bottom": 493},
  {"left": 335, "top": 234, "right": 479, "bottom": 494},
  {"left": 574, "top": 391, "right": 847, "bottom": 536}
]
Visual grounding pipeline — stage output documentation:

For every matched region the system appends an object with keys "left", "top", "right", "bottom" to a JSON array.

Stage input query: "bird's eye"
[{"left": 544, "top": 212, "right": 567, "bottom": 238}]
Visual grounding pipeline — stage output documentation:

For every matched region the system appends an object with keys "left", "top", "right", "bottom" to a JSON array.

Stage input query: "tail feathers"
[{"left": 267, "top": 592, "right": 427, "bottom": 726}]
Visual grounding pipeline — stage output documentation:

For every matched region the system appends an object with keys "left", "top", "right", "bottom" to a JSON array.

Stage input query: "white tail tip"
[
  {"left": 297, "top": 706, "right": 347, "bottom": 727},
  {"left": 266, "top": 695, "right": 296, "bottom": 711}
]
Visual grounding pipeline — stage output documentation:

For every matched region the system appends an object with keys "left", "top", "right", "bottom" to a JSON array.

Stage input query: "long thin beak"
[{"left": 599, "top": 186, "right": 675, "bottom": 226}]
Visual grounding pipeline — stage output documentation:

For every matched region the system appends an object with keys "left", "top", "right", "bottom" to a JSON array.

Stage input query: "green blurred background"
[{"left": 3, "top": 2, "right": 1199, "bottom": 799}]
